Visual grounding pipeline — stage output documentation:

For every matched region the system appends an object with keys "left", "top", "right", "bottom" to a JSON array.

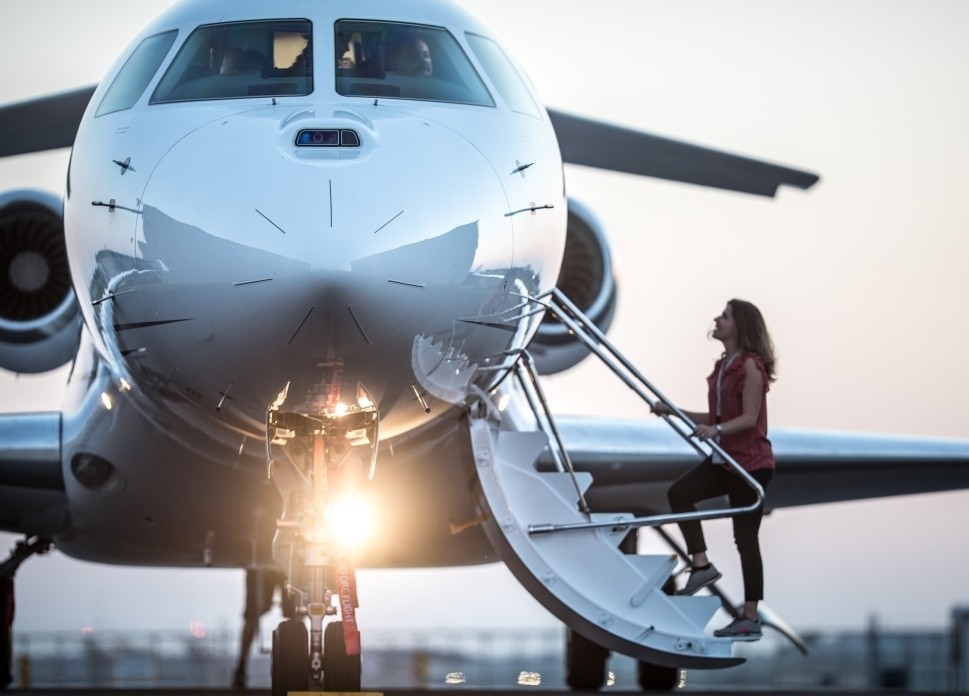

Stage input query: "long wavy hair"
[{"left": 728, "top": 298, "right": 777, "bottom": 382}]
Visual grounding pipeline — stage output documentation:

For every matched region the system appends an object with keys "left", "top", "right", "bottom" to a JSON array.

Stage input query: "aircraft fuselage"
[
  {"left": 50, "top": 0, "right": 566, "bottom": 566},
  {"left": 65, "top": 0, "right": 564, "bottom": 447}
]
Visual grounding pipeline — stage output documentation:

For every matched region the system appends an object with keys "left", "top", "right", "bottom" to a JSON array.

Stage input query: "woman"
[{"left": 651, "top": 299, "right": 776, "bottom": 640}]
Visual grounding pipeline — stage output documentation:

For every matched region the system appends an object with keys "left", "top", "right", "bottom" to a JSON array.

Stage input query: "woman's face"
[{"left": 711, "top": 304, "right": 736, "bottom": 342}]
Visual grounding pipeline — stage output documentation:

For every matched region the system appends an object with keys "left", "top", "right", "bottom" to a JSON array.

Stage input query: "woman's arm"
[{"left": 718, "top": 357, "right": 764, "bottom": 436}]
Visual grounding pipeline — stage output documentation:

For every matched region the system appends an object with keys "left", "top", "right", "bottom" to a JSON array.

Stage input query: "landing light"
[
  {"left": 328, "top": 494, "right": 373, "bottom": 549},
  {"left": 497, "top": 393, "right": 511, "bottom": 412}
]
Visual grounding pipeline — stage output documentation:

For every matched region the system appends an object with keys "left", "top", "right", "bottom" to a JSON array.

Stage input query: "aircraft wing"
[
  {"left": 0, "top": 413, "right": 66, "bottom": 538},
  {"left": 6, "top": 409, "right": 965, "bottom": 537},
  {"left": 0, "top": 87, "right": 96, "bottom": 158},
  {"left": 546, "top": 416, "right": 969, "bottom": 515},
  {"left": 0, "top": 88, "right": 818, "bottom": 197},
  {"left": 546, "top": 109, "right": 820, "bottom": 197}
]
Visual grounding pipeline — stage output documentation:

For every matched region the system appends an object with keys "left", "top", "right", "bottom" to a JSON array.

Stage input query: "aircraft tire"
[
  {"left": 565, "top": 627, "right": 609, "bottom": 690},
  {"left": 632, "top": 560, "right": 684, "bottom": 690},
  {"left": 271, "top": 618, "right": 308, "bottom": 696},
  {"left": 638, "top": 661, "right": 682, "bottom": 691},
  {"left": 322, "top": 621, "right": 362, "bottom": 691}
]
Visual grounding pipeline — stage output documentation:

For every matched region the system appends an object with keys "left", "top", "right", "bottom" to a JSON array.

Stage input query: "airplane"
[{"left": 3, "top": 0, "right": 969, "bottom": 693}]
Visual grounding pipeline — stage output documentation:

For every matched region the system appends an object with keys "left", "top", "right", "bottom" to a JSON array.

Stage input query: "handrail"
[
  {"left": 519, "top": 288, "right": 764, "bottom": 536},
  {"left": 511, "top": 351, "right": 592, "bottom": 516}
]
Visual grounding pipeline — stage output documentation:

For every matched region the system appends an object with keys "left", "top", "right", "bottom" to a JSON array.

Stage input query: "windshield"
[
  {"left": 465, "top": 33, "right": 541, "bottom": 118},
  {"left": 97, "top": 31, "right": 178, "bottom": 116},
  {"left": 334, "top": 20, "right": 493, "bottom": 107},
  {"left": 152, "top": 20, "right": 312, "bottom": 103}
]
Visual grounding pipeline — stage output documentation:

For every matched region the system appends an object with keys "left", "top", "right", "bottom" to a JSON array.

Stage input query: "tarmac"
[{"left": 2, "top": 689, "right": 951, "bottom": 696}]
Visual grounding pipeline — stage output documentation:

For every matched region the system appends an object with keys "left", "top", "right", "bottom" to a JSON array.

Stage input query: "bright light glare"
[
  {"left": 100, "top": 392, "right": 113, "bottom": 410},
  {"left": 444, "top": 672, "right": 466, "bottom": 685},
  {"left": 497, "top": 393, "right": 511, "bottom": 411},
  {"left": 328, "top": 494, "right": 373, "bottom": 548},
  {"left": 333, "top": 402, "right": 348, "bottom": 415}
]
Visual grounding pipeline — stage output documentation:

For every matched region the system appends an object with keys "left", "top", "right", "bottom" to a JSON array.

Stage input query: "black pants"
[{"left": 667, "top": 462, "right": 774, "bottom": 602}]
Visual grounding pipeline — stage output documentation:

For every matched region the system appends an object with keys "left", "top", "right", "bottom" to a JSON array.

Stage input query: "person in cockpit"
[
  {"left": 220, "top": 46, "right": 269, "bottom": 75},
  {"left": 386, "top": 34, "right": 433, "bottom": 77},
  {"left": 338, "top": 51, "right": 356, "bottom": 70}
]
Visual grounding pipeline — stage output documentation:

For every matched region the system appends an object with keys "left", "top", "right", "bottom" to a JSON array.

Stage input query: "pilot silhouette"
[
  {"left": 220, "top": 47, "right": 269, "bottom": 75},
  {"left": 386, "top": 34, "right": 433, "bottom": 76}
]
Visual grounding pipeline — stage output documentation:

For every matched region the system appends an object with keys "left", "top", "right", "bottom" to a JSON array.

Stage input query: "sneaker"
[
  {"left": 714, "top": 615, "right": 763, "bottom": 640},
  {"left": 675, "top": 563, "right": 722, "bottom": 595}
]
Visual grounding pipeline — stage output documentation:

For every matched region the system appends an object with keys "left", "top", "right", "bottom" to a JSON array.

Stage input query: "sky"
[{"left": 2, "top": 0, "right": 969, "bottom": 645}]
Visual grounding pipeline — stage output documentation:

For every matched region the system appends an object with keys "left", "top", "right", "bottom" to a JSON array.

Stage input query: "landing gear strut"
[{"left": 1, "top": 537, "right": 51, "bottom": 689}]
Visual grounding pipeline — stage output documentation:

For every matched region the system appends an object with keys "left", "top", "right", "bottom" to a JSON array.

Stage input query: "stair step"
[
  {"left": 471, "top": 417, "right": 743, "bottom": 669},
  {"left": 627, "top": 554, "right": 677, "bottom": 606}
]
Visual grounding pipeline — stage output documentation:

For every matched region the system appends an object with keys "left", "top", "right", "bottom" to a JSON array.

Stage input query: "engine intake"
[
  {"left": 530, "top": 198, "right": 617, "bottom": 375},
  {"left": 0, "top": 189, "right": 80, "bottom": 373}
]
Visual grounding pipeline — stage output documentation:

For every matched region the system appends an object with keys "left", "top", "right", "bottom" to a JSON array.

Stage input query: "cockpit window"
[
  {"left": 334, "top": 21, "right": 494, "bottom": 107},
  {"left": 96, "top": 31, "right": 178, "bottom": 116},
  {"left": 151, "top": 20, "right": 312, "bottom": 104},
  {"left": 465, "top": 34, "right": 541, "bottom": 118}
]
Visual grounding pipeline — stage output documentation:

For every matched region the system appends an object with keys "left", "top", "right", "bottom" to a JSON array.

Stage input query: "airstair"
[{"left": 468, "top": 289, "right": 766, "bottom": 669}]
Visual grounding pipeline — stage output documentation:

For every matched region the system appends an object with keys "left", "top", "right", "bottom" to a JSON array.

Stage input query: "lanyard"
[
  {"left": 715, "top": 352, "right": 740, "bottom": 420},
  {"left": 712, "top": 352, "right": 739, "bottom": 463}
]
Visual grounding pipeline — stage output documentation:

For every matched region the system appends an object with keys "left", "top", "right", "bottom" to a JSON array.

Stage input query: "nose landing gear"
[{"left": 266, "top": 371, "right": 377, "bottom": 695}]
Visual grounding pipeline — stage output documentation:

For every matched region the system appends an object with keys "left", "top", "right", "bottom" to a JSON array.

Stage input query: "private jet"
[{"left": 3, "top": 0, "right": 969, "bottom": 693}]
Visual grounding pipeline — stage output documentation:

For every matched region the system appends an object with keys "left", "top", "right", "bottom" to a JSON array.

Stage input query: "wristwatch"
[{"left": 715, "top": 424, "right": 723, "bottom": 436}]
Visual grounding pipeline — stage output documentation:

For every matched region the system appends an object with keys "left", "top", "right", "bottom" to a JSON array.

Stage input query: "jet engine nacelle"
[
  {"left": 529, "top": 198, "right": 618, "bottom": 375},
  {"left": 0, "top": 189, "right": 80, "bottom": 373}
]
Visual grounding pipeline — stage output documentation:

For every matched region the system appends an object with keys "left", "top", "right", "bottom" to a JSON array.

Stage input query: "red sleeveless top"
[{"left": 706, "top": 352, "right": 775, "bottom": 472}]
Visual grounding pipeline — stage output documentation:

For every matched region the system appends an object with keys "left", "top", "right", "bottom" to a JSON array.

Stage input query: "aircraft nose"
[{"left": 138, "top": 105, "right": 510, "bottom": 286}]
